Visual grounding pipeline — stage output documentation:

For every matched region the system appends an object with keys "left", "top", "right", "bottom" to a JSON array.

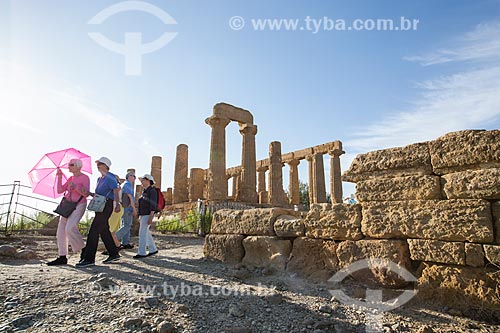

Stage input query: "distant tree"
[
  {"left": 299, "top": 181, "right": 309, "bottom": 207},
  {"left": 326, "top": 193, "right": 332, "bottom": 204}
]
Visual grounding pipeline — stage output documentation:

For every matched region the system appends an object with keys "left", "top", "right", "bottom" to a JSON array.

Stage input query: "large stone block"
[
  {"left": 274, "top": 215, "right": 305, "bottom": 237},
  {"left": 441, "top": 168, "right": 500, "bottom": 200},
  {"left": 342, "top": 142, "right": 432, "bottom": 183},
  {"left": 305, "top": 203, "right": 363, "bottom": 240},
  {"left": 361, "top": 200, "right": 494, "bottom": 243},
  {"left": 210, "top": 208, "right": 297, "bottom": 236},
  {"left": 483, "top": 245, "right": 500, "bottom": 266},
  {"left": 465, "top": 243, "right": 485, "bottom": 267},
  {"left": 242, "top": 236, "right": 292, "bottom": 271},
  {"left": 429, "top": 130, "right": 500, "bottom": 175},
  {"left": 492, "top": 202, "right": 500, "bottom": 245},
  {"left": 417, "top": 263, "right": 500, "bottom": 317},
  {"left": 336, "top": 239, "right": 412, "bottom": 288},
  {"left": 407, "top": 239, "right": 465, "bottom": 265},
  {"left": 286, "top": 237, "right": 338, "bottom": 281},
  {"left": 203, "top": 234, "right": 245, "bottom": 264},
  {"left": 356, "top": 175, "right": 441, "bottom": 202}
]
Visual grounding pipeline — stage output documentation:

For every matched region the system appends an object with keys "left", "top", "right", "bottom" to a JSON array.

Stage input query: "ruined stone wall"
[{"left": 203, "top": 129, "right": 500, "bottom": 317}]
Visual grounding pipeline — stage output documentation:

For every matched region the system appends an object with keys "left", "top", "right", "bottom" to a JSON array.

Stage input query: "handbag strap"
[
  {"left": 96, "top": 175, "right": 114, "bottom": 200},
  {"left": 65, "top": 176, "right": 86, "bottom": 203}
]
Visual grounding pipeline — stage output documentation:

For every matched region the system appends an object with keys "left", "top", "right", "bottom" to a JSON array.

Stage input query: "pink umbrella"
[{"left": 28, "top": 148, "right": 92, "bottom": 198}]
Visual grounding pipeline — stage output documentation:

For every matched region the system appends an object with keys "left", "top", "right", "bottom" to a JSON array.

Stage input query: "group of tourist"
[{"left": 46, "top": 157, "right": 158, "bottom": 267}]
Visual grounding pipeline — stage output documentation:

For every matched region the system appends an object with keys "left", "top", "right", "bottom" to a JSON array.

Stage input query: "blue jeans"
[
  {"left": 138, "top": 215, "right": 157, "bottom": 255},
  {"left": 116, "top": 210, "right": 133, "bottom": 245}
]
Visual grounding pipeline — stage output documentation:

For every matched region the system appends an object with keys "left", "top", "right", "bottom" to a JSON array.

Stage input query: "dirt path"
[{"left": 0, "top": 234, "right": 498, "bottom": 333}]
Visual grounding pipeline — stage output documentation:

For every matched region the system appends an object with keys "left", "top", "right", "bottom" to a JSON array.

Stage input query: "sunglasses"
[{"left": 68, "top": 164, "right": 75, "bottom": 167}]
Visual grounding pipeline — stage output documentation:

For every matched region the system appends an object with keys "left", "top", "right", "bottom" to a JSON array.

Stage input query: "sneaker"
[
  {"left": 122, "top": 244, "right": 134, "bottom": 249},
  {"left": 75, "top": 260, "right": 95, "bottom": 268},
  {"left": 80, "top": 247, "right": 86, "bottom": 261},
  {"left": 46, "top": 256, "right": 67, "bottom": 266},
  {"left": 147, "top": 251, "right": 158, "bottom": 257},
  {"left": 133, "top": 254, "right": 148, "bottom": 259},
  {"left": 102, "top": 254, "right": 121, "bottom": 264}
]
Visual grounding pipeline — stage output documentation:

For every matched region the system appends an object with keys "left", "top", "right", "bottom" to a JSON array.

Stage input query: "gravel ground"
[{"left": 0, "top": 234, "right": 498, "bottom": 333}]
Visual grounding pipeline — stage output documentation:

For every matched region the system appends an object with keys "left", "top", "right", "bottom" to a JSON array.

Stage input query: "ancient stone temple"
[
  {"left": 206, "top": 103, "right": 257, "bottom": 202},
  {"left": 157, "top": 102, "right": 345, "bottom": 209}
]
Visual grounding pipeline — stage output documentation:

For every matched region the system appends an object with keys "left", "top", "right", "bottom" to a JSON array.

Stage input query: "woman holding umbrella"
[{"left": 47, "top": 159, "right": 90, "bottom": 266}]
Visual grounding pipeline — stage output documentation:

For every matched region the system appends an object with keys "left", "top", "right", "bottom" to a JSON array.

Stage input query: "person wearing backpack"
[
  {"left": 103, "top": 174, "right": 124, "bottom": 255},
  {"left": 133, "top": 174, "right": 158, "bottom": 259},
  {"left": 115, "top": 171, "right": 137, "bottom": 249}
]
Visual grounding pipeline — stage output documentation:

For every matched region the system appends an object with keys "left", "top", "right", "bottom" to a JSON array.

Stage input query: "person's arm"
[
  {"left": 56, "top": 169, "right": 68, "bottom": 194},
  {"left": 128, "top": 193, "right": 137, "bottom": 216},
  {"left": 113, "top": 188, "right": 121, "bottom": 213},
  {"left": 74, "top": 175, "right": 91, "bottom": 198},
  {"left": 148, "top": 188, "right": 157, "bottom": 225}
]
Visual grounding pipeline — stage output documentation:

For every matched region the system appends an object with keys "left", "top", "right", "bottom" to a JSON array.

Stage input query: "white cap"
[
  {"left": 140, "top": 174, "right": 155, "bottom": 183},
  {"left": 95, "top": 157, "right": 112, "bottom": 168}
]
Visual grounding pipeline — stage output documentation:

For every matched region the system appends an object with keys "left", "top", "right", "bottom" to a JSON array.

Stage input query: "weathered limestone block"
[
  {"left": 305, "top": 203, "right": 363, "bottom": 240},
  {"left": 336, "top": 240, "right": 412, "bottom": 288},
  {"left": 342, "top": 142, "right": 432, "bottom": 183},
  {"left": 491, "top": 202, "right": 500, "bottom": 245},
  {"left": 274, "top": 215, "right": 305, "bottom": 237},
  {"left": 465, "top": 243, "right": 485, "bottom": 267},
  {"left": 210, "top": 208, "right": 297, "bottom": 236},
  {"left": 483, "top": 245, "right": 500, "bottom": 266},
  {"left": 286, "top": 237, "right": 338, "bottom": 280},
  {"left": 242, "top": 236, "right": 292, "bottom": 271},
  {"left": 417, "top": 263, "right": 500, "bottom": 316},
  {"left": 407, "top": 239, "right": 465, "bottom": 265},
  {"left": 361, "top": 200, "right": 494, "bottom": 243},
  {"left": 441, "top": 168, "right": 500, "bottom": 200},
  {"left": 0, "top": 245, "right": 17, "bottom": 257},
  {"left": 429, "top": 130, "right": 500, "bottom": 175},
  {"left": 203, "top": 234, "right": 245, "bottom": 264},
  {"left": 356, "top": 175, "right": 441, "bottom": 202}
]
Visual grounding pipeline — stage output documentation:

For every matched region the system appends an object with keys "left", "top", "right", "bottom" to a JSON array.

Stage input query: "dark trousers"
[{"left": 83, "top": 199, "right": 118, "bottom": 261}]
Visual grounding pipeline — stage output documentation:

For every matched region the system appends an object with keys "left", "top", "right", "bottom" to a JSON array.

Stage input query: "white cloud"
[
  {"left": 345, "top": 19, "right": 500, "bottom": 154},
  {"left": 403, "top": 21, "right": 500, "bottom": 66},
  {"left": 48, "top": 88, "right": 132, "bottom": 138},
  {"left": 0, "top": 61, "right": 161, "bottom": 187}
]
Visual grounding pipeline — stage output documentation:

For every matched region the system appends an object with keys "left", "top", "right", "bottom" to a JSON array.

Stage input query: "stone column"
[
  {"left": 329, "top": 148, "right": 345, "bottom": 203},
  {"left": 206, "top": 116, "right": 231, "bottom": 200},
  {"left": 259, "top": 191, "right": 269, "bottom": 204},
  {"left": 288, "top": 159, "right": 300, "bottom": 205},
  {"left": 189, "top": 168, "right": 205, "bottom": 201},
  {"left": 230, "top": 175, "right": 237, "bottom": 199},
  {"left": 165, "top": 187, "right": 173, "bottom": 205},
  {"left": 257, "top": 165, "right": 268, "bottom": 193},
  {"left": 313, "top": 153, "right": 327, "bottom": 203},
  {"left": 234, "top": 173, "right": 241, "bottom": 201},
  {"left": 173, "top": 144, "right": 189, "bottom": 204},
  {"left": 135, "top": 184, "right": 142, "bottom": 203},
  {"left": 268, "top": 141, "right": 285, "bottom": 206},
  {"left": 306, "top": 155, "right": 315, "bottom": 205},
  {"left": 237, "top": 124, "right": 258, "bottom": 203},
  {"left": 150, "top": 156, "right": 162, "bottom": 190}
]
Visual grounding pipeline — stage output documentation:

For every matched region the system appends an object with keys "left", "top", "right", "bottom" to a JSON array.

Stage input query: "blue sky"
[{"left": 1, "top": 0, "right": 500, "bottom": 199}]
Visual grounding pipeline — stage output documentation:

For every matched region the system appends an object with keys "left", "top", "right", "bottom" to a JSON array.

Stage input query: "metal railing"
[{"left": 0, "top": 181, "right": 59, "bottom": 235}]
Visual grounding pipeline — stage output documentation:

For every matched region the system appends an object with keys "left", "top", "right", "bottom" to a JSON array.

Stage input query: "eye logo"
[
  {"left": 328, "top": 258, "right": 418, "bottom": 333},
  {"left": 88, "top": 1, "right": 178, "bottom": 75}
]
